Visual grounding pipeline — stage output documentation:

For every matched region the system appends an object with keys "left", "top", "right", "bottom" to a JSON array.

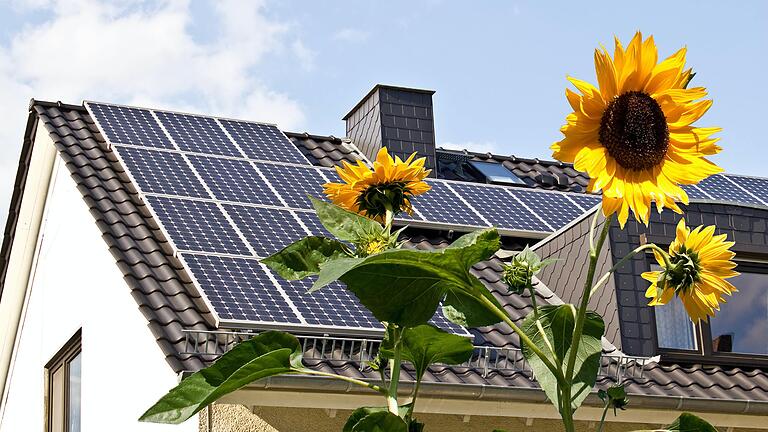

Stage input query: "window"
[
  {"left": 46, "top": 330, "right": 81, "bottom": 432},
  {"left": 467, "top": 161, "right": 526, "bottom": 186},
  {"left": 653, "top": 261, "right": 768, "bottom": 364}
]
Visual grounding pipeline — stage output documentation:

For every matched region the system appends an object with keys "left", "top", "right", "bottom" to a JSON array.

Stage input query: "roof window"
[{"left": 467, "top": 161, "right": 525, "bottom": 186}]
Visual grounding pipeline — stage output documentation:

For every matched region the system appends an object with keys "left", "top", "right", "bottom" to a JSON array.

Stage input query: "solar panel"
[
  {"left": 219, "top": 119, "right": 309, "bottom": 164},
  {"left": 183, "top": 254, "right": 302, "bottom": 323},
  {"left": 278, "top": 278, "right": 379, "bottom": 328},
  {"left": 410, "top": 180, "right": 486, "bottom": 227},
  {"left": 451, "top": 182, "right": 550, "bottom": 233},
  {"left": 511, "top": 189, "right": 584, "bottom": 230},
  {"left": 681, "top": 184, "right": 710, "bottom": 200},
  {"left": 188, "top": 155, "right": 281, "bottom": 206},
  {"left": 295, "top": 211, "right": 336, "bottom": 238},
  {"left": 87, "top": 103, "right": 173, "bottom": 149},
  {"left": 430, "top": 308, "right": 474, "bottom": 336},
  {"left": 114, "top": 146, "right": 209, "bottom": 198},
  {"left": 723, "top": 175, "right": 768, "bottom": 205},
  {"left": 224, "top": 205, "right": 308, "bottom": 257},
  {"left": 155, "top": 111, "right": 240, "bottom": 157},
  {"left": 695, "top": 174, "right": 764, "bottom": 205},
  {"left": 256, "top": 163, "right": 328, "bottom": 209},
  {"left": 145, "top": 196, "right": 251, "bottom": 255},
  {"left": 566, "top": 193, "right": 601, "bottom": 212}
]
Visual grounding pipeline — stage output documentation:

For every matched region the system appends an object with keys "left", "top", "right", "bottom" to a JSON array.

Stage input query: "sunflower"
[
  {"left": 643, "top": 219, "right": 738, "bottom": 322},
  {"left": 323, "top": 147, "right": 431, "bottom": 221},
  {"left": 551, "top": 32, "right": 723, "bottom": 227}
]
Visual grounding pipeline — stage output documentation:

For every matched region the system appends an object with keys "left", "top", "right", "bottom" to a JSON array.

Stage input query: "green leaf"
[
  {"left": 380, "top": 324, "right": 474, "bottom": 380},
  {"left": 344, "top": 407, "right": 410, "bottom": 432},
  {"left": 345, "top": 411, "right": 408, "bottom": 432},
  {"left": 442, "top": 287, "right": 504, "bottom": 328},
  {"left": 337, "top": 229, "right": 502, "bottom": 327},
  {"left": 262, "top": 236, "right": 348, "bottom": 280},
  {"left": 665, "top": 413, "right": 718, "bottom": 432},
  {"left": 311, "top": 196, "right": 382, "bottom": 242},
  {"left": 139, "top": 331, "right": 302, "bottom": 424},
  {"left": 520, "top": 305, "right": 604, "bottom": 413},
  {"left": 311, "top": 256, "right": 365, "bottom": 292}
]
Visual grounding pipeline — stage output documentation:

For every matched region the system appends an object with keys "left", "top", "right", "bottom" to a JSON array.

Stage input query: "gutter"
[{"left": 223, "top": 374, "right": 768, "bottom": 417}]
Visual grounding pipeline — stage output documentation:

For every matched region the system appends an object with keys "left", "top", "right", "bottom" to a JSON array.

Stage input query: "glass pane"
[
  {"left": 655, "top": 299, "right": 697, "bottom": 350},
  {"left": 710, "top": 270, "right": 768, "bottom": 354},
  {"left": 68, "top": 353, "right": 81, "bottom": 432}
]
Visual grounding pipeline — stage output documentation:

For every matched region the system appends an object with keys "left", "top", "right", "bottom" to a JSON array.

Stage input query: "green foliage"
[
  {"left": 520, "top": 305, "right": 604, "bottom": 412},
  {"left": 344, "top": 409, "right": 408, "bottom": 432},
  {"left": 139, "top": 331, "right": 303, "bottom": 424},
  {"left": 631, "top": 412, "right": 719, "bottom": 432},
  {"left": 261, "top": 236, "right": 348, "bottom": 280},
  {"left": 379, "top": 324, "right": 474, "bottom": 380},
  {"left": 598, "top": 384, "right": 629, "bottom": 416},
  {"left": 335, "top": 229, "right": 503, "bottom": 327},
  {"left": 311, "top": 196, "right": 382, "bottom": 243}
]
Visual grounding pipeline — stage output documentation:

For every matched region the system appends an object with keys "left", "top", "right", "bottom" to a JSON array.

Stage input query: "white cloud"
[
  {"left": 291, "top": 39, "right": 315, "bottom": 71},
  {"left": 332, "top": 28, "right": 369, "bottom": 43},
  {"left": 0, "top": 0, "right": 310, "bottom": 228}
]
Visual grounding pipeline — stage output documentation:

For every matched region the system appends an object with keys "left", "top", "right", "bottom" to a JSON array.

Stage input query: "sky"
[{"left": 0, "top": 0, "right": 766, "bottom": 230}]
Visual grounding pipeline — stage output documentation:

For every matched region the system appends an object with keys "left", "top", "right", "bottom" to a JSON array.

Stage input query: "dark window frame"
[
  {"left": 649, "top": 256, "right": 768, "bottom": 368},
  {"left": 45, "top": 329, "right": 81, "bottom": 432}
]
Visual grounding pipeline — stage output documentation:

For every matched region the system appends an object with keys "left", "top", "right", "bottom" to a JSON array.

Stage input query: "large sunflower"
[
  {"left": 552, "top": 32, "right": 723, "bottom": 227},
  {"left": 323, "top": 147, "right": 431, "bottom": 221},
  {"left": 643, "top": 219, "right": 738, "bottom": 322}
]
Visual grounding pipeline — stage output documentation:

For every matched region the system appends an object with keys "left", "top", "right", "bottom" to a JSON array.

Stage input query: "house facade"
[{"left": 1, "top": 86, "right": 766, "bottom": 431}]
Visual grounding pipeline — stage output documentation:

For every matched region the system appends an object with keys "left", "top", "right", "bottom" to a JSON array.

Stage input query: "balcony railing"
[{"left": 180, "top": 329, "right": 651, "bottom": 383}]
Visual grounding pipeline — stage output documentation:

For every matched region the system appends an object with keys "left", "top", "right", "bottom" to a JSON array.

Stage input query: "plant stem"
[
  {"left": 477, "top": 293, "right": 566, "bottom": 384},
  {"left": 597, "top": 402, "right": 610, "bottom": 432},
  {"left": 387, "top": 326, "right": 403, "bottom": 415},
  {"left": 299, "top": 369, "right": 387, "bottom": 394},
  {"left": 528, "top": 282, "right": 540, "bottom": 320},
  {"left": 406, "top": 378, "right": 422, "bottom": 421},
  {"left": 561, "top": 213, "right": 614, "bottom": 431},
  {"left": 589, "top": 243, "right": 671, "bottom": 298}
]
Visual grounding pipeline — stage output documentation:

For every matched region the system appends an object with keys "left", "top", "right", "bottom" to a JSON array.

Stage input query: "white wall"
[{"left": 1, "top": 151, "right": 197, "bottom": 432}]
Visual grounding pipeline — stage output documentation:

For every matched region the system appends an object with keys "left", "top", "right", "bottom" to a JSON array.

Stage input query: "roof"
[{"left": 2, "top": 100, "right": 767, "bottom": 413}]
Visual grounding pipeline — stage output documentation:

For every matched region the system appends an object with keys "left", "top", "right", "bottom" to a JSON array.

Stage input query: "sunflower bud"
[
  {"left": 501, "top": 246, "right": 557, "bottom": 295},
  {"left": 598, "top": 384, "right": 629, "bottom": 416},
  {"left": 353, "top": 226, "right": 403, "bottom": 257}
]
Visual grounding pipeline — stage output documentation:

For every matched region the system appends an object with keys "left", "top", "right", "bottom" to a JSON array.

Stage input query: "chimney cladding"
[{"left": 343, "top": 84, "right": 437, "bottom": 174}]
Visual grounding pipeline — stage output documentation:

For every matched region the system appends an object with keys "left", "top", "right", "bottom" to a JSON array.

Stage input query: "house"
[{"left": 0, "top": 85, "right": 766, "bottom": 431}]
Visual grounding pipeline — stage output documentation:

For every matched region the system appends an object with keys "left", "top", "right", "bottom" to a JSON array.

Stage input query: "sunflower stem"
[
  {"left": 386, "top": 325, "right": 403, "bottom": 415},
  {"left": 561, "top": 213, "right": 614, "bottom": 429},
  {"left": 589, "top": 243, "right": 671, "bottom": 298}
]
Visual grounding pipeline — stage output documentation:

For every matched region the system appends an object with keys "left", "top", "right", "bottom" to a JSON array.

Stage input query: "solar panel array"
[{"left": 88, "top": 102, "right": 768, "bottom": 338}]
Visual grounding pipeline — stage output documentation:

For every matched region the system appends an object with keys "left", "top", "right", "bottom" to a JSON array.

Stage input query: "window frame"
[
  {"left": 650, "top": 257, "right": 768, "bottom": 367},
  {"left": 44, "top": 329, "right": 81, "bottom": 432}
]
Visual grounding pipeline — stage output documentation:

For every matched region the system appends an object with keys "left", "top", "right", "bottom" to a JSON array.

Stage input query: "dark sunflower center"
[{"left": 599, "top": 91, "right": 669, "bottom": 171}]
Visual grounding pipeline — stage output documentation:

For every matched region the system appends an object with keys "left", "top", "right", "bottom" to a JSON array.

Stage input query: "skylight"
[{"left": 467, "top": 161, "right": 526, "bottom": 186}]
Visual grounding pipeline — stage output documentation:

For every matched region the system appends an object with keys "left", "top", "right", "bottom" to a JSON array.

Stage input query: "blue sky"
[{"left": 0, "top": 1, "right": 766, "bottom": 227}]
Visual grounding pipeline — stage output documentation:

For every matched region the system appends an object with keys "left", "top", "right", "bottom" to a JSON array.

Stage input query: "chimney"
[{"left": 343, "top": 84, "right": 437, "bottom": 174}]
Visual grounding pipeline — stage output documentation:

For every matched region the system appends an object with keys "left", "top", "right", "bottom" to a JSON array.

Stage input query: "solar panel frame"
[
  {"left": 86, "top": 102, "right": 174, "bottom": 149},
  {"left": 189, "top": 155, "right": 282, "bottom": 206},
  {"left": 219, "top": 118, "right": 310, "bottom": 164},
  {"left": 182, "top": 254, "right": 303, "bottom": 323},
  {"left": 256, "top": 162, "right": 329, "bottom": 210},
  {"left": 450, "top": 181, "right": 551, "bottom": 233},
  {"left": 112, "top": 146, "right": 210, "bottom": 199},
  {"left": 409, "top": 180, "right": 487, "bottom": 228},
  {"left": 724, "top": 174, "right": 768, "bottom": 206},
  {"left": 695, "top": 174, "right": 764, "bottom": 205},
  {"left": 155, "top": 111, "right": 241, "bottom": 157},
  {"left": 144, "top": 195, "right": 251, "bottom": 255},
  {"left": 509, "top": 188, "right": 585, "bottom": 230},
  {"left": 224, "top": 204, "right": 310, "bottom": 258}
]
